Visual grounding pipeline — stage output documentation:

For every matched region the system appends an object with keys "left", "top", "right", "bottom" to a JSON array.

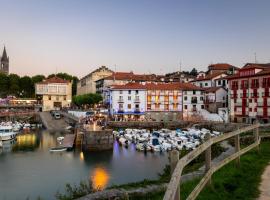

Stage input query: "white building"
[
  {"left": 35, "top": 77, "right": 72, "bottom": 111},
  {"left": 204, "top": 87, "right": 227, "bottom": 113},
  {"left": 192, "top": 72, "right": 227, "bottom": 88},
  {"left": 182, "top": 89, "right": 205, "bottom": 120},
  {"left": 109, "top": 83, "right": 146, "bottom": 120}
]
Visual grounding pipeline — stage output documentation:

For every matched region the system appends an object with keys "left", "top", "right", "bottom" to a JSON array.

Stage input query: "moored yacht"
[{"left": 0, "top": 125, "right": 17, "bottom": 141}]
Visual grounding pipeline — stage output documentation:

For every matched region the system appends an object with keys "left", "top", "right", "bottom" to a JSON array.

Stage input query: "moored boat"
[
  {"left": 0, "top": 125, "right": 17, "bottom": 141},
  {"left": 49, "top": 147, "right": 67, "bottom": 152}
]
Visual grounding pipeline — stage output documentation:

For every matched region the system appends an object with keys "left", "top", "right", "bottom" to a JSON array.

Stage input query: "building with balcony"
[
  {"left": 108, "top": 83, "right": 146, "bottom": 120},
  {"left": 204, "top": 87, "right": 227, "bottom": 113},
  {"left": 35, "top": 76, "right": 72, "bottom": 111},
  {"left": 227, "top": 63, "right": 270, "bottom": 123}
]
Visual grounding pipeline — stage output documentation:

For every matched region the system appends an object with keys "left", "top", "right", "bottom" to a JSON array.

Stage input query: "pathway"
[
  {"left": 39, "top": 111, "right": 69, "bottom": 131},
  {"left": 258, "top": 163, "right": 270, "bottom": 200}
]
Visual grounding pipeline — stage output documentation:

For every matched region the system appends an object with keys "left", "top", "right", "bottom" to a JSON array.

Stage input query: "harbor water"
[{"left": 0, "top": 130, "right": 169, "bottom": 200}]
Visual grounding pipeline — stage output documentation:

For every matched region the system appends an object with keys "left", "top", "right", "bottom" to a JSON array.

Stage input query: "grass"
[{"left": 146, "top": 140, "right": 270, "bottom": 200}]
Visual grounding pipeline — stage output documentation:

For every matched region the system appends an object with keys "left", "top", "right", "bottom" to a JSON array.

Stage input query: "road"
[{"left": 39, "top": 112, "right": 69, "bottom": 131}]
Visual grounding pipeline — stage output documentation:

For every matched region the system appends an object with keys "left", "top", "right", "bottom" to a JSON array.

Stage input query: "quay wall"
[
  {"left": 82, "top": 129, "right": 114, "bottom": 151},
  {"left": 107, "top": 121, "right": 245, "bottom": 133}
]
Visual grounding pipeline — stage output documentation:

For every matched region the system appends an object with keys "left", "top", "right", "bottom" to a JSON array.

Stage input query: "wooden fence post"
[
  {"left": 170, "top": 150, "right": 180, "bottom": 200},
  {"left": 205, "top": 133, "right": 211, "bottom": 185},
  {"left": 255, "top": 125, "right": 260, "bottom": 152},
  {"left": 235, "top": 134, "right": 240, "bottom": 166}
]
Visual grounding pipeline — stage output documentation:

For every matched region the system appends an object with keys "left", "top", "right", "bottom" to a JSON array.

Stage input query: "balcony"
[
  {"left": 118, "top": 98, "right": 124, "bottom": 103},
  {"left": 134, "top": 108, "right": 141, "bottom": 113},
  {"left": 134, "top": 98, "right": 140, "bottom": 103},
  {"left": 117, "top": 109, "right": 124, "bottom": 113}
]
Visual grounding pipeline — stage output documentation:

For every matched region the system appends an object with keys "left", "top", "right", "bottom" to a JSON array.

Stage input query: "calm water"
[{"left": 0, "top": 130, "right": 169, "bottom": 200}]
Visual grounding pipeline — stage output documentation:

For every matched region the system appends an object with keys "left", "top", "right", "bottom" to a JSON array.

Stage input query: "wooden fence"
[{"left": 163, "top": 123, "right": 261, "bottom": 200}]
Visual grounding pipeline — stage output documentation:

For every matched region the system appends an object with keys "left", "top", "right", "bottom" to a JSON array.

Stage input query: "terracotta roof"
[
  {"left": 205, "top": 87, "right": 225, "bottom": 93},
  {"left": 110, "top": 82, "right": 204, "bottom": 91},
  {"left": 36, "top": 76, "right": 70, "bottom": 84},
  {"left": 227, "top": 63, "right": 270, "bottom": 80},
  {"left": 193, "top": 71, "right": 226, "bottom": 81},
  {"left": 103, "top": 72, "right": 135, "bottom": 80},
  {"left": 208, "top": 63, "right": 238, "bottom": 70},
  {"left": 110, "top": 82, "right": 146, "bottom": 90}
]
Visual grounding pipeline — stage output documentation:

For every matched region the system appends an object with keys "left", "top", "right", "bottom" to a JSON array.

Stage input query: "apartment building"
[
  {"left": 227, "top": 63, "right": 270, "bottom": 123},
  {"left": 204, "top": 87, "right": 227, "bottom": 113}
]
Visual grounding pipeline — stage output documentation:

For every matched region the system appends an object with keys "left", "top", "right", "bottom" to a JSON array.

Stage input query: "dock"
[{"left": 62, "top": 134, "right": 76, "bottom": 149}]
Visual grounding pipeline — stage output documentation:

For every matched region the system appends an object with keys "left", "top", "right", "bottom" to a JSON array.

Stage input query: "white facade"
[
  {"left": 109, "top": 89, "right": 146, "bottom": 117},
  {"left": 182, "top": 90, "right": 205, "bottom": 118},
  {"left": 35, "top": 79, "right": 72, "bottom": 111}
]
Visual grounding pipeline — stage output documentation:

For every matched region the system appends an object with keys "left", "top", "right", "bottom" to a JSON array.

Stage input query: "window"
[
  {"left": 234, "top": 107, "right": 237, "bottom": 112},
  {"left": 249, "top": 99, "right": 252, "bottom": 103},
  {"left": 128, "top": 96, "right": 131, "bottom": 100},
  {"left": 201, "top": 105, "right": 204, "bottom": 109},
  {"left": 135, "top": 104, "right": 139, "bottom": 108},
  {"left": 200, "top": 97, "right": 203, "bottom": 101},
  {"left": 184, "top": 105, "right": 188, "bottom": 110},
  {"left": 249, "top": 108, "right": 252, "bottom": 112},
  {"left": 128, "top": 90, "right": 131, "bottom": 94},
  {"left": 119, "top": 104, "right": 123, "bottom": 109},
  {"left": 64, "top": 96, "right": 66, "bottom": 101},
  {"left": 200, "top": 83, "right": 203, "bottom": 87},
  {"left": 205, "top": 83, "right": 208, "bottom": 86},
  {"left": 128, "top": 104, "right": 131, "bottom": 109},
  {"left": 193, "top": 90, "right": 196, "bottom": 95},
  {"left": 147, "top": 104, "right": 151, "bottom": 110},
  {"left": 218, "top": 80, "right": 221, "bottom": 85},
  {"left": 119, "top": 90, "right": 123, "bottom": 94},
  {"left": 48, "top": 96, "right": 51, "bottom": 100},
  {"left": 184, "top": 96, "right": 187, "bottom": 101},
  {"left": 135, "top": 90, "right": 139, "bottom": 95}
]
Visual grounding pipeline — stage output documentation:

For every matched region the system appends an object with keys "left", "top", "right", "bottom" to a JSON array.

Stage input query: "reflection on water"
[
  {"left": 0, "top": 130, "right": 168, "bottom": 200},
  {"left": 91, "top": 167, "right": 110, "bottom": 190}
]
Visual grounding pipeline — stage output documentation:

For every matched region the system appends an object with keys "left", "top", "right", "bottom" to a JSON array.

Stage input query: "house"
[
  {"left": 77, "top": 66, "right": 113, "bottom": 95},
  {"left": 192, "top": 71, "right": 228, "bottom": 88},
  {"left": 35, "top": 77, "right": 72, "bottom": 111},
  {"left": 227, "top": 63, "right": 270, "bottom": 123},
  {"left": 204, "top": 87, "right": 227, "bottom": 113}
]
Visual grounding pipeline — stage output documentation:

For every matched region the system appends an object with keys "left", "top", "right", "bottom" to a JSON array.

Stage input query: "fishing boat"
[
  {"left": 0, "top": 125, "right": 17, "bottom": 141},
  {"left": 49, "top": 147, "right": 67, "bottom": 152}
]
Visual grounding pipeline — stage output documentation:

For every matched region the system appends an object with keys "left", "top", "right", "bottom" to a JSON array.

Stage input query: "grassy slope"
[{"left": 137, "top": 140, "right": 270, "bottom": 200}]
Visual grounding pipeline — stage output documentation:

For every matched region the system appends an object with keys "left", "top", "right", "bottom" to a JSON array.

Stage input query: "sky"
[{"left": 0, "top": 0, "right": 270, "bottom": 78}]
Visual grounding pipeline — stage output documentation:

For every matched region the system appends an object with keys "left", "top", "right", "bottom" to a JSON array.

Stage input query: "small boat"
[
  {"left": 57, "top": 136, "right": 65, "bottom": 142},
  {"left": 50, "top": 147, "right": 67, "bottom": 152},
  {"left": 0, "top": 125, "right": 17, "bottom": 141}
]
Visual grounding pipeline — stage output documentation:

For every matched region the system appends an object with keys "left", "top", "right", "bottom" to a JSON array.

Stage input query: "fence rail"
[{"left": 163, "top": 123, "right": 260, "bottom": 200}]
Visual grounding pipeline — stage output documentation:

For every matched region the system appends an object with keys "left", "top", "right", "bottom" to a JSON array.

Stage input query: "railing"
[{"left": 163, "top": 123, "right": 260, "bottom": 200}]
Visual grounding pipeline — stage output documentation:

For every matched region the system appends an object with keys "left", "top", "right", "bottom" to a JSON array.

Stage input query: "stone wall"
[{"left": 82, "top": 129, "right": 114, "bottom": 151}]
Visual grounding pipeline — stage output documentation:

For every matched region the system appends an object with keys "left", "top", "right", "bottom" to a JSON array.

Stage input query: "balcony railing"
[
  {"left": 134, "top": 98, "right": 140, "bottom": 103},
  {"left": 118, "top": 99, "right": 124, "bottom": 103}
]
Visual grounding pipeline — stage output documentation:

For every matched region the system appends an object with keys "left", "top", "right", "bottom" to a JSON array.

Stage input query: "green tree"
[
  {"left": 0, "top": 73, "right": 9, "bottom": 97},
  {"left": 8, "top": 74, "right": 20, "bottom": 96},
  {"left": 190, "top": 68, "right": 198, "bottom": 76},
  {"left": 32, "top": 75, "right": 45, "bottom": 84},
  {"left": 19, "top": 76, "right": 34, "bottom": 97},
  {"left": 73, "top": 93, "right": 102, "bottom": 107}
]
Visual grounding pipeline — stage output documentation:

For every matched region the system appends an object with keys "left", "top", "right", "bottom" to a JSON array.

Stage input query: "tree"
[
  {"left": 9, "top": 74, "right": 20, "bottom": 96},
  {"left": 0, "top": 73, "right": 9, "bottom": 97},
  {"left": 32, "top": 75, "right": 45, "bottom": 84},
  {"left": 190, "top": 68, "right": 198, "bottom": 76},
  {"left": 73, "top": 93, "right": 102, "bottom": 107},
  {"left": 19, "top": 76, "right": 34, "bottom": 98}
]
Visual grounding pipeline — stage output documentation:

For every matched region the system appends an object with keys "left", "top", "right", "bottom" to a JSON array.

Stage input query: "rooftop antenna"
[
  {"left": 254, "top": 52, "right": 257, "bottom": 63},
  {"left": 114, "top": 64, "right": 116, "bottom": 82},
  {"left": 179, "top": 60, "right": 182, "bottom": 83}
]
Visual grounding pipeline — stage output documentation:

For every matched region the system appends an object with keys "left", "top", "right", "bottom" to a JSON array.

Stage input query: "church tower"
[{"left": 0, "top": 46, "right": 9, "bottom": 75}]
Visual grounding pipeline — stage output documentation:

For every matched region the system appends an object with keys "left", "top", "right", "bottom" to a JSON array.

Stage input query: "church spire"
[{"left": 1, "top": 46, "right": 9, "bottom": 62}]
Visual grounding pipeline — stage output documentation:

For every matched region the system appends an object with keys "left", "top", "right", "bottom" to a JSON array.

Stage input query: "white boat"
[
  {"left": 0, "top": 125, "right": 17, "bottom": 141},
  {"left": 50, "top": 147, "right": 67, "bottom": 152}
]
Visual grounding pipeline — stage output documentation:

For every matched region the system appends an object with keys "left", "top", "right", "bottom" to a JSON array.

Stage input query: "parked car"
[{"left": 54, "top": 112, "right": 61, "bottom": 119}]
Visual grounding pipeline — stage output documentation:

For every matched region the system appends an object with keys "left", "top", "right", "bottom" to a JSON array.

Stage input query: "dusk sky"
[{"left": 1, "top": 0, "right": 270, "bottom": 78}]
